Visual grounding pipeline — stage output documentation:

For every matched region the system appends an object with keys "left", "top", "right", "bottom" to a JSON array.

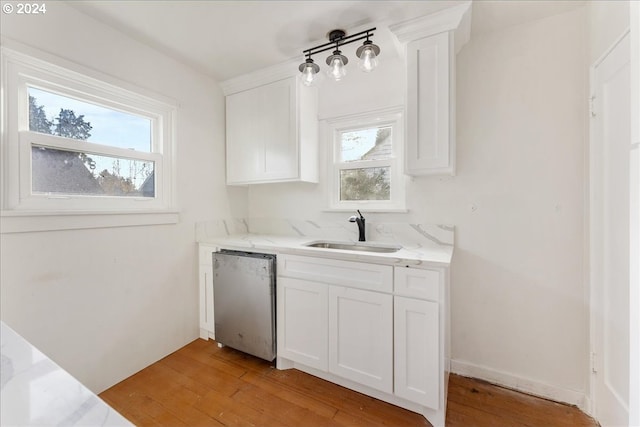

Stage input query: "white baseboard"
[
  {"left": 198, "top": 328, "right": 215, "bottom": 341},
  {"left": 450, "top": 359, "right": 590, "bottom": 413}
]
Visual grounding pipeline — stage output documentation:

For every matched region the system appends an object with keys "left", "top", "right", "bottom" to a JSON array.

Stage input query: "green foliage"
[
  {"left": 341, "top": 167, "right": 390, "bottom": 201},
  {"left": 54, "top": 109, "right": 92, "bottom": 140},
  {"left": 339, "top": 127, "right": 392, "bottom": 201},
  {"left": 28, "top": 96, "right": 151, "bottom": 197},
  {"left": 97, "top": 169, "right": 137, "bottom": 195},
  {"left": 29, "top": 96, "right": 96, "bottom": 171},
  {"left": 29, "top": 96, "right": 53, "bottom": 134},
  {"left": 29, "top": 97, "right": 93, "bottom": 141},
  {"left": 29, "top": 96, "right": 151, "bottom": 196}
]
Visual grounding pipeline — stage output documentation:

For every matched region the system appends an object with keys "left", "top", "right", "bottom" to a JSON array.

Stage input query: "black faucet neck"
[
  {"left": 356, "top": 217, "right": 365, "bottom": 241},
  {"left": 349, "top": 211, "right": 366, "bottom": 241}
]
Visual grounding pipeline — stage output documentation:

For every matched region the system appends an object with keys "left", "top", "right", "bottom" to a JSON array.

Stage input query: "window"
[
  {"left": 28, "top": 87, "right": 156, "bottom": 198},
  {"left": 326, "top": 108, "right": 406, "bottom": 211},
  {"left": 1, "top": 47, "right": 177, "bottom": 218}
]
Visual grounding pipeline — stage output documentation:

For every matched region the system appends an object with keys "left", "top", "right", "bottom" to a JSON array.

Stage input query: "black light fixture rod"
[
  {"left": 304, "top": 34, "right": 373, "bottom": 57},
  {"left": 303, "top": 27, "right": 376, "bottom": 56}
]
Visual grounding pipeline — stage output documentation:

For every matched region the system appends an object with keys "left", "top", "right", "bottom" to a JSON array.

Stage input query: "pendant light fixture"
[
  {"left": 299, "top": 57, "right": 320, "bottom": 87},
  {"left": 325, "top": 31, "right": 349, "bottom": 81},
  {"left": 356, "top": 37, "right": 380, "bottom": 72},
  {"left": 298, "top": 28, "right": 380, "bottom": 85}
]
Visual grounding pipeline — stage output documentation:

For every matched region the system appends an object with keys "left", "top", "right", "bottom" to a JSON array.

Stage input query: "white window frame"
[
  {"left": 1, "top": 47, "right": 178, "bottom": 227},
  {"left": 325, "top": 107, "right": 406, "bottom": 212}
]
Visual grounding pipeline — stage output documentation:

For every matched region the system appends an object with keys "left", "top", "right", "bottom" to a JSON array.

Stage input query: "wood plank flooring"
[{"left": 100, "top": 339, "right": 598, "bottom": 427}]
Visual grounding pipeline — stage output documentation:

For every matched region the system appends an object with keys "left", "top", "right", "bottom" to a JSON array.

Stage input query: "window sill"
[{"left": 0, "top": 210, "right": 180, "bottom": 233}]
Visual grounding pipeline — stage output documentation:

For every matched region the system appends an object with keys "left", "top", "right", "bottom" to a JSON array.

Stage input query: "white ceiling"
[{"left": 69, "top": 0, "right": 585, "bottom": 82}]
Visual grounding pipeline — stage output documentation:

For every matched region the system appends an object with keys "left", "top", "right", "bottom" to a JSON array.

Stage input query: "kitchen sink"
[{"left": 304, "top": 241, "right": 401, "bottom": 253}]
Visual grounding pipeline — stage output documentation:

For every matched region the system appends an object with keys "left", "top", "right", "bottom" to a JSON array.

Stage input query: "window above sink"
[{"left": 325, "top": 107, "right": 407, "bottom": 212}]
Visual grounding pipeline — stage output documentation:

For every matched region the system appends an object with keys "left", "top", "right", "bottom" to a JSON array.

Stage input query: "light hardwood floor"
[{"left": 100, "top": 339, "right": 598, "bottom": 427}]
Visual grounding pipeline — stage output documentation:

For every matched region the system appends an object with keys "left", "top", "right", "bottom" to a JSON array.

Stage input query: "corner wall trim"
[{"left": 450, "top": 359, "right": 590, "bottom": 413}]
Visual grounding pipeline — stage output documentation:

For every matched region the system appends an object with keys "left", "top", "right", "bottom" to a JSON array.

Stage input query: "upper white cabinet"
[
  {"left": 224, "top": 75, "right": 318, "bottom": 185},
  {"left": 390, "top": 2, "right": 472, "bottom": 176},
  {"left": 405, "top": 33, "right": 454, "bottom": 175}
]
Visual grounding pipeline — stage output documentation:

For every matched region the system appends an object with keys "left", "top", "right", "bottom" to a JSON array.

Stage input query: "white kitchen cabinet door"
[
  {"left": 405, "top": 32, "right": 455, "bottom": 176},
  {"left": 277, "top": 277, "right": 328, "bottom": 371},
  {"left": 226, "top": 77, "right": 318, "bottom": 185},
  {"left": 198, "top": 245, "right": 216, "bottom": 339},
  {"left": 394, "top": 296, "right": 439, "bottom": 409},
  {"left": 328, "top": 286, "right": 393, "bottom": 393},
  {"left": 198, "top": 265, "right": 214, "bottom": 333}
]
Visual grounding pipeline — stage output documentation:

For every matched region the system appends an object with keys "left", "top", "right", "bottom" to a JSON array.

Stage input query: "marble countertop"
[
  {"left": 1, "top": 321, "right": 133, "bottom": 427},
  {"left": 199, "top": 233, "right": 454, "bottom": 266}
]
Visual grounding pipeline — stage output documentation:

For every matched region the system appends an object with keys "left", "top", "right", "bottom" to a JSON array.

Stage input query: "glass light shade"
[
  {"left": 328, "top": 57, "right": 347, "bottom": 81},
  {"left": 357, "top": 46, "right": 379, "bottom": 72},
  {"left": 326, "top": 50, "right": 348, "bottom": 82},
  {"left": 301, "top": 64, "right": 317, "bottom": 86},
  {"left": 356, "top": 40, "right": 380, "bottom": 73},
  {"left": 327, "top": 56, "right": 347, "bottom": 81},
  {"left": 298, "top": 59, "right": 320, "bottom": 87}
]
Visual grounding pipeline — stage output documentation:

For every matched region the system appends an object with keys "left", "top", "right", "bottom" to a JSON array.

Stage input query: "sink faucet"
[{"left": 349, "top": 210, "right": 366, "bottom": 242}]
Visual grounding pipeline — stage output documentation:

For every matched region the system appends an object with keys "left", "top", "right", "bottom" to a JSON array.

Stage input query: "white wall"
[
  {"left": 0, "top": 3, "right": 246, "bottom": 392},
  {"left": 589, "top": 0, "right": 632, "bottom": 63},
  {"left": 247, "top": 7, "right": 590, "bottom": 405},
  {"left": 451, "top": 6, "right": 588, "bottom": 403}
]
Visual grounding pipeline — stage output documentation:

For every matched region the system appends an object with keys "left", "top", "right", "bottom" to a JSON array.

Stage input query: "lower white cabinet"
[
  {"left": 277, "top": 277, "right": 328, "bottom": 371},
  {"left": 329, "top": 286, "right": 393, "bottom": 393},
  {"left": 394, "top": 296, "right": 439, "bottom": 409},
  {"left": 198, "top": 244, "right": 216, "bottom": 340},
  {"left": 276, "top": 254, "right": 449, "bottom": 427}
]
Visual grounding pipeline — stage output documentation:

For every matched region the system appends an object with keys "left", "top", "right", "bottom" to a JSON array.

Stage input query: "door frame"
[
  {"left": 629, "top": 2, "right": 640, "bottom": 425},
  {"left": 588, "top": 27, "right": 633, "bottom": 425}
]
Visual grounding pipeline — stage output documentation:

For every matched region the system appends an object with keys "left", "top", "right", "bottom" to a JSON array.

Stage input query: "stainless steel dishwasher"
[{"left": 212, "top": 250, "right": 276, "bottom": 361}]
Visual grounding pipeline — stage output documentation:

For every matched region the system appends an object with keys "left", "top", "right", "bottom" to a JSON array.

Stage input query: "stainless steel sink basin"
[{"left": 304, "top": 241, "right": 401, "bottom": 253}]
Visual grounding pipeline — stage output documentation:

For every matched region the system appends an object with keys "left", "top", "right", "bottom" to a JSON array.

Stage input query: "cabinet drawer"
[
  {"left": 279, "top": 255, "right": 393, "bottom": 293},
  {"left": 394, "top": 267, "right": 441, "bottom": 301}
]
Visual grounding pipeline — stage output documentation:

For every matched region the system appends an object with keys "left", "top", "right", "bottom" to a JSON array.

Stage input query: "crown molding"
[{"left": 389, "top": 1, "right": 472, "bottom": 52}]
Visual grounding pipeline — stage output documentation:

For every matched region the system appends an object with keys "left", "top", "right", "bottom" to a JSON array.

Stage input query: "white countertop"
[
  {"left": 0, "top": 322, "right": 133, "bottom": 427},
  {"left": 199, "top": 233, "right": 454, "bottom": 266}
]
